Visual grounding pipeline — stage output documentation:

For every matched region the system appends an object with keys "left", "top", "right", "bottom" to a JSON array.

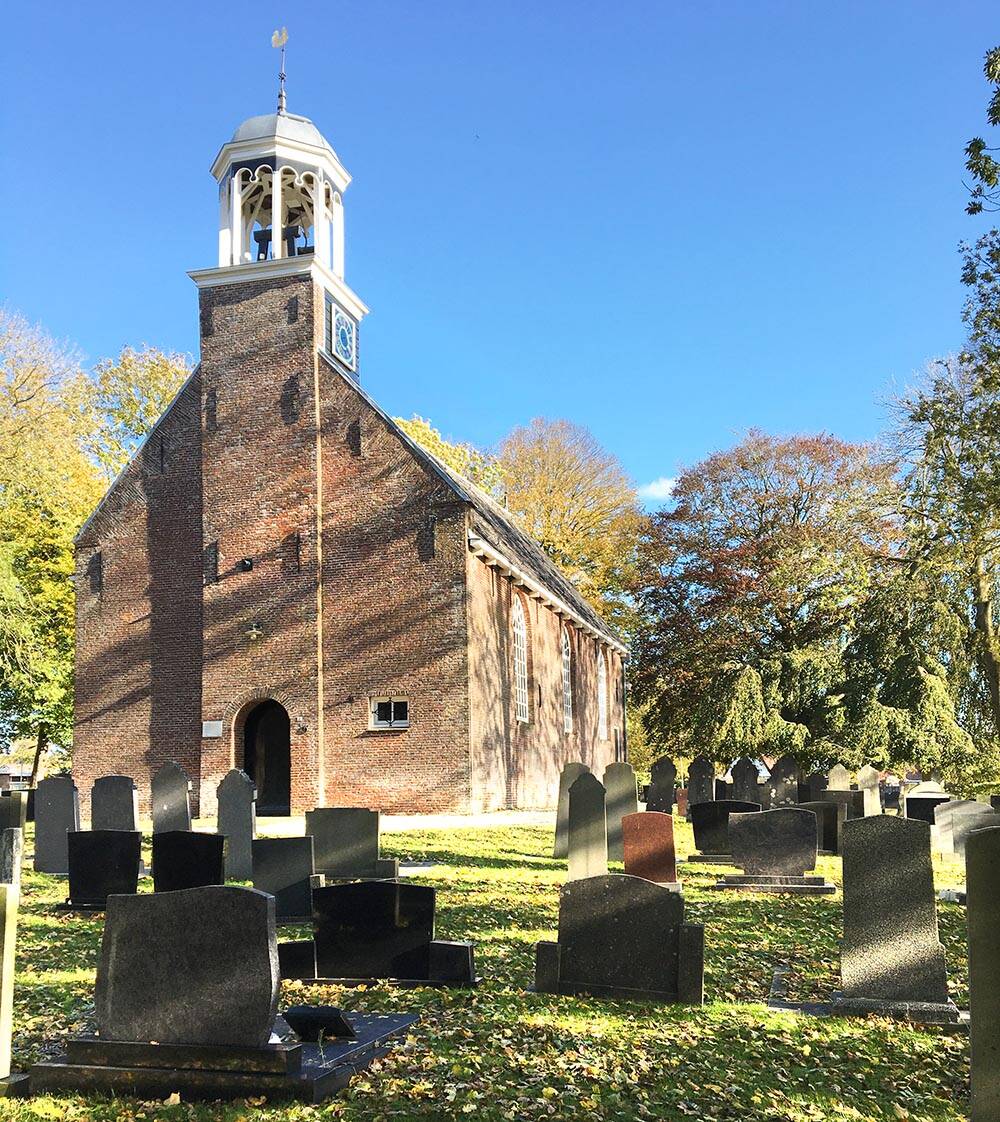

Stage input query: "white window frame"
[
  {"left": 512, "top": 595, "right": 529, "bottom": 724},
  {"left": 561, "top": 627, "right": 573, "bottom": 734},
  {"left": 369, "top": 695, "right": 409, "bottom": 730},
  {"left": 597, "top": 649, "right": 609, "bottom": 741}
]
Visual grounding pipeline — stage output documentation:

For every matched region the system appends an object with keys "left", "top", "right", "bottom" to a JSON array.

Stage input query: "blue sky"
[{"left": 3, "top": 1, "right": 995, "bottom": 502}]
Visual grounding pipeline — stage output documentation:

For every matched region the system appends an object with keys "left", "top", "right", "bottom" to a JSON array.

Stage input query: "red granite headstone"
[
  {"left": 622, "top": 812, "right": 677, "bottom": 885},
  {"left": 676, "top": 789, "right": 689, "bottom": 817}
]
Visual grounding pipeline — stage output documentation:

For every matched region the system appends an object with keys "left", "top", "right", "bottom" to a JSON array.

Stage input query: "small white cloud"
[{"left": 638, "top": 476, "right": 677, "bottom": 502}]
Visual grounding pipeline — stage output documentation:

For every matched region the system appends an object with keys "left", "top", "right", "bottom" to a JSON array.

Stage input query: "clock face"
[{"left": 334, "top": 309, "right": 356, "bottom": 368}]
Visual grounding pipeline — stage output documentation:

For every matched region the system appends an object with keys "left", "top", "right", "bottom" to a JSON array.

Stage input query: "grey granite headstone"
[
  {"left": 534, "top": 874, "right": 703, "bottom": 1003},
  {"left": 967, "top": 826, "right": 1000, "bottom": 1119},
  {"left": 819, "top": 788, "right": 865, "bottom": 820},
  {"left": 0, "top": 834, "right": 20, "bottom": 1079},
  {"left": 799, "top": 799, "right": 844, "bottom": 855},
  {"left": 33, "top": 775, "right": 80, "bottom": 874},
  {"left": 252, "top": 836, "right": 317, "bottom": 921},
  {"left": 0, "top": 792, "right": 27, "bottom": 833},
  {"left": 827, "top": 764, "right": 851, "bottom": 791},
  {"left": 954, "top": 809, "right": 1000, "bottom": 859},
  {"left": 91, "top": 775, "right": 139, "bottom": 832},
  {"left": 603, "top": 762, "right": 638, "bottom": 862},
  {"left": 217, "top": 769, "right": 256, "bottom": 880},
  {"left": 686, "top": 757, "right": 715, "bottom": 809},
  {"left": 836, "top": 816, "right": 954, "bottom": 1021},
  {"left": 935, "top": 799, "right": 989, "bottom": 855},
  {"left": 856, "top": 765, "right": 881, "bottom": 816},
  {"left": 567, "top": 773, "right": 607, "bottom": 882},
  {"left": 95, "top": 885, "right": 279, "bottom": 1047},
  {"left": 304, "top": 808, "right": 397, "bottom": 878},
  {"left": 645, "top": 757, "right": 676, "bottom": 813},
  {"left": 730, "top": 807, "right": 817, "bottom": 877},
  {"left": 151, "top": 761, "right": 192, "bottom": 834},
  {"left": 731, "top": 758, "right": 760, "bottom": 804},
  {"left": 690, "top": 800, "right": 760, "bottom": 856},
  {"left": 0, "top": 830, "right": 22, "bottom": 887},
  {"left": 904, "top": 780, "right": 951, "bottom": 824},
  {"left": 767, "top": 756, "right": 800, "bottom": 807},
  {"left": 553, "top": 763, "right": 590, "bottom": 858}
]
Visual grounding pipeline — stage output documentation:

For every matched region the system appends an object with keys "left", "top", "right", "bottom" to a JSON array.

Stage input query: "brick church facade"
[{"left": 73, "top": 106, "right": 626, "bottom": 816}]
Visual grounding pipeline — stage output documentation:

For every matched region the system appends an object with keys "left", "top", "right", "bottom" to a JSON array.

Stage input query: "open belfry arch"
[{"left": 72, "top": 35, "right": 626, "bottom": 819}]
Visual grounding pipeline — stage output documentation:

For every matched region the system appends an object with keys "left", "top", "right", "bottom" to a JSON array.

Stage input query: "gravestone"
[
  {"left": 217, "top": 770, "right": 256, "bottom": 881},
  {"left": 91, "top": 775, "right": 139, "bottom": 832},
  {"left": 645, "top": 757, "right": 676, "bottom": 813},
  {"left": 34, "top": 775, "right": 81, "bottom": 874},
  {"left": 827, "top": 764, "right": 851, "bottom": 791},
  {"left": 304, "top": 808, "right": 398, "bottom": 879},
  {"left": 533, "top": 874, "right": 703, "bottom": 1003},
  {"left": 0, "top": 828, "right": 22, "bottom": 1083},
  {"left": 799, "top": 799, "right": 845, "bottom": 855},
  {"left": 819, "top": 788, "right": 865, "bottom": 821},
  {"left": 767, "top": 756, "right": 800, "bottom": 807},
  {"left": 856, "top": 765, "right": 881, "bottom": 816},
  {"left": 0, "top": 792, "right": 27, "bottom": 834},
  {"left": 675, "top": 788, "right": 688, "bottom": 817},
  {"left": 731, "top": 758, "right": 760, "bottom": 804},
  {"left": 151, "top": 761, "right": 192, "bottom": 834},
  {"left": 904, "top": 780, "right": 952, "bottom": 824},
  {"left": 567, "top": 773, "right": 607, "bottom": 882},
  {"left": 689, "top": 800, "right": 760, "bottom": 860},
  {"left": 603, "top": 762, "right": 638, "bottom": 862},
  {"left": 804, "top": 771, "right": 829, "bottom": 801},
  {"left": 553, "top": 763, "right": 590, "bottom": 857},
  {"left": 715, "top": 807, "right": 834, "bottom": 894},
  {"left": 686, "top": 757, "right": 715, "bottom": 810},
  {"left": 299, "top": 880, "right": 476, "bottom": 986},
  {"left": 713, "top": 779, "right": 733, "bottom": 801},
  {"left": 622, "top": 812, "right": 677, "bottom": 886},
  {"left": 152, "top": 831, "right": 226, "bottom": 893},
  {"left": 954, "top": 808, "right": 1000, "bottom": 859},
  {"left": 935, "top": 799, "right": 989, "bottom": 855},
  {"left": 252, "top": 836, "right": 318, "bottom": 922},
  {"left": 967, "top": 826, "right": 1000, "bottom": 1119},
  {"left": 834, "top": 816, "right": 956, "bottom": 1022},
  {"left": 66, "top": 831, "right": 141, "bottom": 909}
]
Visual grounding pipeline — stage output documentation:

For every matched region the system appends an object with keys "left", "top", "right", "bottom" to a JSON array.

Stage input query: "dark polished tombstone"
[
  {"left": 217, "top": 770, "right": 256, "bottom": 881},
  {"left": 689, "top": 800, "right": 760, "bottom": 861},
  {"left": 533, "top": 874, "right": 703, "bottom": 1003},
  {"left": 834, "top": 816, "right": 957, "bottom": 1023},
  {"left": 553, "top": 763, "right": 590, "bottom": 858},
  {"left": 904, "top": 781, "right": 952, "bottom": 824},
  {"left": 567, "top": 773, "right": 607, "bottom": 881},
  {"left": 603, "top": 762, "right": 638, "bottom": 862},
  {"left": 0, "top": 792, "right": 27, "bottom": 834},
  {"left": 252, "top": 836, "right": 319, "bottom": 922},
  {"left": 714, "top": 808, "right": 834, "bottom": 894},
  {"left": 967, "top": 826, "right": 1000, "bottom": 1118},
  {"left": 91, "top": 776, "right": 139, "bottom": 832},
  {"left": 152, "top": 831, "right": 226, "bottom": 893},
  {"left": 304, "top": 808, "right": 398, "bottom": 879},
  {"left": 645, "top": 757, "right": 676, "bottom": 813},
  {"left": 767, "top": 756, "right": 800, "bottom": 807},
  {"left": 686, "top": 757, "right": 715, "bottom": 811},
  {"left": 798, "top": 799, "right": 844, "bottom": 855},
  {"left": 819, "top": 788, "right": 865, "bottom": 821},
  {"left": 151, "top": 762, "right": 192, "bottom": 834},
  {"left": 804, "top": 771, "right": 829, "bottom": 801},
  {"left": 731, "top": 758, "right": 760, "bottom": 804},
  {"left": 27, "top": 884, "right": 418, "bottom": 1101},
  {"left": 622, "top": 812, "right": 678, "bottom": 886},
  {"left": 65, "top": 831, "right": 141, "bottom": 909},
  {"left": 34, "top": 775, "right": 81, "bottom": 874}
]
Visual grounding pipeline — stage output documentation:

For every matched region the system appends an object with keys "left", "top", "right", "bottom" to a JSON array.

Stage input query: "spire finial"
[{"left": 272, "top": 27, "right": 289, "bottom": 115}]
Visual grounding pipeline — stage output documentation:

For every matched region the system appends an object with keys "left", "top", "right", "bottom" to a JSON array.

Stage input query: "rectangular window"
[{"left": 370, "top": 696, "right": 409, "bottom": 729}]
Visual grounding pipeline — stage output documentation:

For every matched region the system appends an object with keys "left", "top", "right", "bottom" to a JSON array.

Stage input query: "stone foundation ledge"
[
  {"left": 829, "top": 993, "right": 961, "bottom": 1025},
  {"left": 711, "top": 874, "right": 836, "bottom": 895}
]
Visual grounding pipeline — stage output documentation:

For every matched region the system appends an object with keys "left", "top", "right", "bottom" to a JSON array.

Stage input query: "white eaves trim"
[{"left": 468, "top": 532, "right": 627, "bottom": 656}]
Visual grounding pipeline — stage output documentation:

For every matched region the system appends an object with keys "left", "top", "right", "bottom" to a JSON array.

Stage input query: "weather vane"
[{"left": 272, "top": 27, "right": 289, "bottom": 115}]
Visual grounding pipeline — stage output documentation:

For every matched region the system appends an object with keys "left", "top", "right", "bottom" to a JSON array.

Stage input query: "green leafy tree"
[{"left": 965, "top": 46, "right": 1000, "bottom": 214}]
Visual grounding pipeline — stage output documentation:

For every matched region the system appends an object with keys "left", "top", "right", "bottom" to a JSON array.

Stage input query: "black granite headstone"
[
  {"left": 0, "top": 792, "right": 27, "bottom": 834},
  {"left": 151, "top": 762, "right": 192, "bottom": 834},
  {"left": 767, "top": 755, "right": 801, "bottom": 807},
  {"left": 217, "top": 770, "right": 256, "bottom": 881},
  {"left": 252, "top": 836, "right": 317, "bottom": 921},
  {"left": 690, "top": 800, "right": 760, "bottom": 856},
  {"left": 312, "top": 881, "right": 435, "bottom": 980},
  {"left": 152, "top": 831, "right": 226, "bottom": 893},
  {"left": 731, "top": 758, "right": 760, "bottom": 804},
  {"left": 645, "top": 757, "right": 676, "bottom": 813},
  {"left": 304, "top": 808, "right": 397, "bottom": 878},
  {"left": 904, "top": 781, "right": 951, "bottom": 824},
  {"left": 67, "top": 830, "right": 141, "bottom": 907},
  {"left": 91, "top": 776, "right": 139, "bottom": 832},
  {"left": 798, "top": 799, "right": 844, "bottom": 855},
  {"left": 804, "top": 771, "right": 829, "bottom": 801},
  {"left": 686, "top": 757, "right": 715, "bottom": 809},
  {"left": 730, "top": 807, "right": 817, "bottom": 877},
  {"left": 819, "top": 788, "right": 865, "bottom": 821}
]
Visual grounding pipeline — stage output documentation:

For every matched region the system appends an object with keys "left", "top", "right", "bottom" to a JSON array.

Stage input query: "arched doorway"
[{"left": 243, "top": 699, "right": 291, "bottom": 816}]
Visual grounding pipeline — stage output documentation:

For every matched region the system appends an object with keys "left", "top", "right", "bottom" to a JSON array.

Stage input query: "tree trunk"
[
  {"left": 28, "top": 722, "right": 47, "bottom": 788},
  {"left": 973, "top": 554, "right": 1000, "bottom": 734}
]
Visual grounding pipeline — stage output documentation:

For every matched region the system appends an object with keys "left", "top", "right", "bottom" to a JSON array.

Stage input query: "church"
[{"left": 72, "top": 96, "right": 626, "bottom": 816}]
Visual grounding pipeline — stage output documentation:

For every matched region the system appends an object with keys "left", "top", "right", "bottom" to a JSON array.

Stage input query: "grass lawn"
[{"left": 3, "top": 818, "right": 973, "bottom": 1122}]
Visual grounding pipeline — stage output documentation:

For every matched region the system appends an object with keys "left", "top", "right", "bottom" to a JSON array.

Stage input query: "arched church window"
[
  {"left": 512, "top": 595, "right": 529, "bottom": 724},
  {"left": 597, "top": 649, "right": 609, "bottom": 742},
  {"left": 561, "top": 627, "right": 573, "bottom": 734}
]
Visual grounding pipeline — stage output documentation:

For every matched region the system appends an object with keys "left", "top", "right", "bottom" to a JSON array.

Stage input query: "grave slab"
[
  {"left": 645, "top": 757, "right": 676, "bottom": 813},
  {"left": 33, "top": 776, "right": 80, "bottom": 874},
  {"left": 567, "top": 773, "right": 607, "bottom": 881},
  {"left": 151, "top": 762, "right": 192, "bottom": 834},
  {"left": 713, "top": 808, "right": 834, "bottom": 894},
  {"left": 967, "top": 826, "right": 1000, "bottom": 1119},
  {"left": 64, "top": 831, "right": 141, "bottom": 910},
  {"left": 304, "top": 808, "right": 398, "bottom": 879},
  {"left": 603, "top": 762, "right": 638, "bottom": 862},
  {"left": 689, "top": 799, "right": 760, "bottom": 860},
  {"left": 217, "top": 770, "right": 256, "bottom": 881},
  {"left": 622, "top": 812, "right": 678, "bottom": 887},
  {"left": 685, "top": 757, "right": 715, "bottom": 810},
  {"left": 252, "top": 836, "right": 320, "bottom": 922},
  {"left": 553, "top": 763, "right": 590, "bottom": 857},
  {"left": 91, "top": 776, "right": 139, "bottom": 832},
  {"left": 152, "top": 831, "right": 226, "bottom": 893}
]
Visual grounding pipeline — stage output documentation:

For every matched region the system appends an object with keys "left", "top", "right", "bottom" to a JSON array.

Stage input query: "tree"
[
  {"left": 630, "top": 430, "right": 919, "bottom": 767},
  {"left": 394, "top": 415, "right": 501, "bottom": 493},
  {"left": 79, "top": 344, "right": 191, "bottom": 481},
  {"left": 965, "top": 46, "right": 1000, "bottom": 214},
  {"left": 496, "top": 418, "right": 642, "bottom": 628}
]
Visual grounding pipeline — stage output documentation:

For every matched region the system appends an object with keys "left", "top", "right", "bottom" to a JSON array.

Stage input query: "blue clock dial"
[{"left": 333, "top": 310, "right": 355, "bottom": 367}]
